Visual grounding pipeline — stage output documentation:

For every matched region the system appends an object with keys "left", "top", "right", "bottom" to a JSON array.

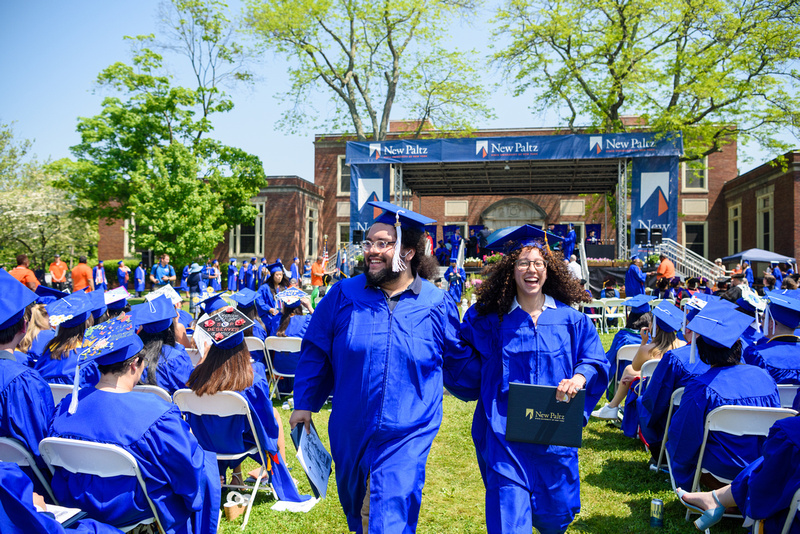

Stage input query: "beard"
[{"left": 365, "top": 262, "right": 401, "bottom": 287}]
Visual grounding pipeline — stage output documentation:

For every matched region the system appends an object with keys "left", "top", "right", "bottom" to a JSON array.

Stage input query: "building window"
[
  {"left": 123, "top": 218, "right": 136, "bottom": 258},
  {"left": 229, "top": 203, "right": 265, "bottom": 258},
  {"left": 337, "top": 223, "right": 350, "bottom": 249},
  {"left": 728, "top": 203, "right": 741, "bottom": 255},
  {"left": 307, "top": 207, "right": 319, "bottom": 258},
  {"left": 684, "top": 222, "right": 707, "bottom": 258},
  {"left": 682, "top": 157, "right": 708, "bottom": 192},
  {"left": 756, "top": 193, "right": 773, "bottom": 250},
  {"left": 337, "top": 155, "right": 350, "bottom": 197}
]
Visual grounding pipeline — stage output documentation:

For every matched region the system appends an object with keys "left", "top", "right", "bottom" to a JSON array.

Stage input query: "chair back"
[
  {"left": 703, "top": 406, "right": 797, "bottom": 437},
  {"left": 0, "top": 437, "right": 58, "bottom": 504},
  {"left": 782, "top": 486, "right": 800, "bottom": 534},
  {"left": 614, "top": 344, "right": 639, "bottom": 384},
  {"left": 132, "top": 384, "right": 172, "bottom": 403},
  {"left": 263, "top": 336, "right": 303, "bottom": 353},
  {"left": 49, "top": 383, "right": 73, "bottom": 406},
  {"left": 636, "top": 358, "right": 660, "bottom": 396},
  {"left": 244, "top": 336, "right": 266, "bottom": 353},
  {"left": 39, "top": 437, "right": 165, "bottom": 534},
  {"left": 580, "top": 301, "right": 606, "bottom": 333},
  {"left": 656, "top": 387, "right": 684, "bottom": 472},
  {"left": 778, "top": 384, "right": 799, "bottom": 409}
]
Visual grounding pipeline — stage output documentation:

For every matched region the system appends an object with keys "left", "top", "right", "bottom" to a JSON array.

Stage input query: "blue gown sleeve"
[
  {"left": 293, "top": 285, "right": 338, "bottom": 412},
  {"left": 665, "top": 381, "right": 709, "bottom": 489},
  {"left": 0, "top": 370, "right": 55, "bottom": 469},
  {"left": 443, "top": 302, "right": 481, "bottom": 401},
  {"left": 158, "top": 346, "right": 193, "bottom": 394}
]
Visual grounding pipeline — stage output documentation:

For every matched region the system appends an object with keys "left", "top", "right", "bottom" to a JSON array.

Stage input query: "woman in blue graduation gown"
[
  {"left": 132, "top": 296, "right": 194, "bottom": 395},
  {"left": 227, "top": 259, "right": 238, "bottom": 292},
  {"left": 443, "top": 257, "right": 466, "bottom": 305},
  {"left": 256, "top": 263, "right": 288, "bottom": 336},
  {"left": 453, "top": 225, "right": 610, "bottom": 534},
  {"left": 208, "top": 260, "right": 222, "bottom": 291},
  {"left": 49, "top": 331, "right": 219, "bottom": 534},
  {"left": 229, "top": 288, "right": 269, "bottom": 365},
  {"left": 184, "top": 325, "right": 305, "bottom": 503},
  {"left": 666, "top": 301, "right": 781, "bottom": 491},
  {"left": 0, "top": 462, "right": 123, "bottom": 534},
  {"left": 272, "top": 296, "right": 312, "bottom": 394}
]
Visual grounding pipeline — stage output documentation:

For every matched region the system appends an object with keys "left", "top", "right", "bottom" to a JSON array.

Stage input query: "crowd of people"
[{"left": 2, "top": 205, "right": 800, "bottom": 534}]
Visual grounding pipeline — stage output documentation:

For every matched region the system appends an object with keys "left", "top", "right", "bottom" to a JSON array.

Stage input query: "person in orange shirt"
[
  {"left": 9, "top": 254, "right": 39, "bottom": 290},
  {"left": 71, "top": 255, "right": 94, "bottom": 292},
  {"left": 49, "top": 253, "right": 68, "bottom": 291},
  {"left": 655, "top": 253, "right": 675, "bottom": 281}
]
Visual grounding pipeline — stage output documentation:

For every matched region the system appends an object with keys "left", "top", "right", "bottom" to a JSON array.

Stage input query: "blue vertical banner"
[
  {"left": 349, "top": 163, "right": 392, "bottom": 240},
  {"left": 630, "top": 156, "right": 679, "bottom": 258}
]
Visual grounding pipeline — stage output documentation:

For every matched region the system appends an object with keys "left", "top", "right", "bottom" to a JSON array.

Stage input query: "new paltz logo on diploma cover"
[{"left": 506, "top": 383, "right": 586, "bottom": 448}]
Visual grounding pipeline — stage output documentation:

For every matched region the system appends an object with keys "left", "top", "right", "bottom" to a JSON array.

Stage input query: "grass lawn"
[{"left": 213, "top": 330, "right": 747, "bottom": 533}]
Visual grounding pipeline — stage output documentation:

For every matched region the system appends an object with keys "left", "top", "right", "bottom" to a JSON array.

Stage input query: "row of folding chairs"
[{"left": 581, "top": 297, "right": 678, "bottom": 334}]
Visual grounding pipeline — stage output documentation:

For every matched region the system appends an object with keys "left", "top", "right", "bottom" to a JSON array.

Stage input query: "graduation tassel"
[
  {"left": 754, "top": 310, "right": 761, "bottom": 334},
  {"left": 652, "top": 318, "right": 658, "bottom": 339},
  {"left": 682, "top": 307, "right": 688, "bottom": 337},
  {"left": 67, "top": 364, "right": 81, "bottom": 414},
  {"left": 392, "top": 211, "right": 407, "bottom": 272},
  {"left": 689, "top": 332, "right": 698, "bottom": 364}
]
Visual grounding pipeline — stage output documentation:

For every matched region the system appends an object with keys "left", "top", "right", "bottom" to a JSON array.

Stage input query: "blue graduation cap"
[
  {"left": 0, "top": 270, "right": 38, "bottom": 331},
  {"left": 622, "top": 294, "right": 655, "bottom": 308},
  {"left": 229, "top": 288, "right": 258, "bottom": 310},
  {"left": 34, "top": 285, "right": 67, "bottom": 306},
  {"left": 131, "top": 295, "right": 176, "bottom": 334},
  {"left": 197, "top": 306, "right": 253, "bottom": 350},
  {"left": 368, "top": 201, "right": 438, "bottom": 272},
  {"left": 89, "top": 289, "right": 107, "bottom": 320},
  {"left": 765, "top": 290, "right": 800, "bottom": 330},
  {"left": 652, "top": 300, "right": 683, "bottom": 333},
  {"left": 197, "top": 292, "right": 229, "bottom": 316},
  {"left": 277, "top": 287, "right": 307, "bottom": 309},
  {"left": 268, "top": 261, "right": 284, "bottom": 275},
  {"left": 230, "top": 258, "right": 237, "bottom": 264},
  {"left": 46, "top": 290, "right": 94, "bottom": 329},
  {"left": 687, "top": 300, "right": 753, "bottom": 349},
  {"left": 484, "top": 224, "right": 564, "bottom": 252},
  {"left": 105, "top": 287, "right": 131, "bottom": 312},
  {"left": 683, "top": 294, "right": 722, "bottom": 324}
]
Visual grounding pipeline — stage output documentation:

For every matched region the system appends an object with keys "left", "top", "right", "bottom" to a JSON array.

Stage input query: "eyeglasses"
[
  {"left": 361, "top": 240, "right": 396, "bottom": 252},
  {"left": 515, "top": 259, "right": 547, "bottom": 271}
]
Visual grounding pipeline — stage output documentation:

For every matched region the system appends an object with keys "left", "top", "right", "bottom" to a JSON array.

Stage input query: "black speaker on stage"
[
  {"left": 635, "top": 228, "right": 649, "bottom": 245},
  {"left": 650, "top": 228, "right": 663, "bottom": 245},
  {"left": 352, "top": 230, "right": 364, "bottom": 243}
]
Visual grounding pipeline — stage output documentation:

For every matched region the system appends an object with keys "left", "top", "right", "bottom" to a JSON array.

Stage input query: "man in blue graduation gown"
[
  {"left": 743, "top": 290, "right": 800, "bottom": 384},
  {"left": 290, "top": 201, "right": 473, "bottom": 534},
  {"left": 625, "top": 257, "right": 649, "bottom": 314},
  {"left": 562, "top": 223, "right": 576, "bottom": 260},
  {"left": 49, "top": 328, "right": 220, "bottom": 534},
  {"left": 0, "top": 270, "right": 55, "bottom": 492},
  {"left": 227, "top": 258, "right": 238, "bottom": 291},
  {"left": 134, "top": 262, "right": 146, "bottom": 296}
]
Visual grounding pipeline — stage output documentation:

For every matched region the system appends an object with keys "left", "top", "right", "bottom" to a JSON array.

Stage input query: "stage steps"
[{"left": 656, "top": 238, "right": 720, "bottom": 283}]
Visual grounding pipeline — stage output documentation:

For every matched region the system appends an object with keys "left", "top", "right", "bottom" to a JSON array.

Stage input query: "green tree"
[
  {"left": 493, "top": 0, "right": 800, "bottom": 160},
  {"left": 244, "top": 0, "right": 494, "bottom": 140},
  {"left": 51, "top": 0, "right": 266, "bottom": 267}
]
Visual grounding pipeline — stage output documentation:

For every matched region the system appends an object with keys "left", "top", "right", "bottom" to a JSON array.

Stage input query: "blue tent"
[{"left": 722, "top": 248, "right": 795, "bottom": 264}]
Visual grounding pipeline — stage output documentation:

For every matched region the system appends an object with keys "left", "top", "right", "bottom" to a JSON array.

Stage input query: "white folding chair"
[
  {"left": 244, "top": 336, "right": 278, "bottom": 394},
  {"left": 655, "top": 387, "right": 684, "bottom": 472},
  {"left": 186, "top": 348, "right": 202, "bottom": 367},
  {"left": 635, "top": 358, "right": 660, "bottom": 396},
  {"left": 172, "top": 389, "right": 274, "bottom": 530},
  {"left": 675, "top": 406, "right": 797, "bottom": 523},
  {"left": 602, "top": 298, "right": 626, "bottom": 332},
  {"left": 780, "top": 486, "right": 800, "bottom": 534},
  {"left": 0, "top": 437, "right": 58, "bottom": 504},
  {"left": 581, "top": 300, "right": 606, "bottom": 333},
  {"left": 49, "top": 383, "right": 73, "bottom": 406},
  {"left": 132, "top": 384, "right": 172, "bottom": 403},
  {"left": 609, "top": 344, "right": 640, "bottom": 398},
  {"left": 650, "top": 298, "right": 664, "bottom": 309},
  {"left": 778, "top": 384, "right": 799, "bottom": 409},
  {"left": 39, "top": 437, "right": 165, "bottom": 534},
  {"left": 263, "top": 336, "right": 303, "bottom": 400}
]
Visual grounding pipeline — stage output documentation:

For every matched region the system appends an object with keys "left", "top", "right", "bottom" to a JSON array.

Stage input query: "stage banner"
[
  {"left": 630, "top": 156, "right": 679, "bottom": 258},
  {"left": 346, "top": 132, "right": 682, "bottom": 164},
  {"left": 349, "top": 163, "right": 392, "bottom": 240}
]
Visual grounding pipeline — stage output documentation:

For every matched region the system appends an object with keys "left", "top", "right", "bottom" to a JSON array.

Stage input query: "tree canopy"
[
  {"left": 50, "top": 0, "right": 266, "bottom": 267},
  {"left": 244, "top": 0, "right": 494, "bottom": 140},
  {"left": 493, "top": 0, "right": 800, "bottom": 159}
]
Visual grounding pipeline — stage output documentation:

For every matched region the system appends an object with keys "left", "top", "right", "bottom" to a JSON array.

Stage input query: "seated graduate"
[
  {"left": 255, "top": 261, "right": 288, "bottom": 336},
  {"left": 272, "top": 287, "right": 313, "bottom": 395},
  {"left": 105, "top": 294, "right": 130, "bottom": 318},
  {"left": 131, "top": 295, "right": 194, "bottom": 395},
  {"left": 88, "top": 289, "right": 110, "bottom": 326},
  {"left": 12, "top": 304, "right": 47, "bottom": 368},
  {"left": 666, "top": 301, "right": 781, "bottom": 491},
  {"left": 49, "top": 325, "right": 220, "bottom": 534},
  {"left": 743, "top": 289, "right": 800, "bottom": 384},
  {"left": 733, "top": 289, "right": 767, "bottom": 349},
  {"left": 638, "top": 295, "right": 717, "bottom": 462},
  {"left": 676, "top": 414, "right": 800, "bottom": 532},
  {"left": 34, "top": 291, "right": 99, "bottom": 387},
  {"left": 184, "top": 308, "right": 306, "bottom": 502},
  {"left": 0, "top": 461, "right": 123, "bottom": 534},
  {"left": 603, "top": 296, "right": 652, "bottom": 401},
  {"left": 593, "top": 300, "right": 685, "bottom": 422},
  {"left": 0, "top": 270, "right": 56, "bottom": 492},
  {"left": 228, "top": 288, "right": 269, "bottom": 365},
  {"left": 26, "top": 286, "right": 67, "bottom": 363}
]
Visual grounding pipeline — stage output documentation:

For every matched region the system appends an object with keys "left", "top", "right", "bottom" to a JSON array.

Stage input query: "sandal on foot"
[
  {"left": 675, "top": 488, "right": 705, "bottom": 514},
  {"left": 693, "top": 490, "right": 725, "bottom": 531}
]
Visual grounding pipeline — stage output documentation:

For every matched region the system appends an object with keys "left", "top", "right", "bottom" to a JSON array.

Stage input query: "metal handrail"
[{"left": 655, "top": 238, "right": 718, "bottom": 282}]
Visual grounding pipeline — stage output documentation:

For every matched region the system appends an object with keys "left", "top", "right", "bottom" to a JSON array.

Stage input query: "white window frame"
[
  {"left": 683, "top": 221, "right": 708, "bottom": 258},
  {"left": 682, "top": 157, "right": 709, "bottom": 193},
  {"left": 123, "top": 218, "right": 136, "bottom": 258},
  {"left": 337, "top": 155, "right": 351, "bottom": 197},
  {"left": 306, "top": 207, "right": 319, "bottom": 258},
  {"left": 756, "top": 193, "right": 774, "bottom": 251},
  {"left": 229, "top": 202, "right": 265, "bottom": 258},
  {"left": 728, "top": 203, "right": 741, "bottom": 256},
  {"left": 336, "top": 222, "right": 351, "bottom": 250}
]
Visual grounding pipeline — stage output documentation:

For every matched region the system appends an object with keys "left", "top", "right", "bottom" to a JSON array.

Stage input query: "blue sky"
[{"left": 1, "top": 1, "right": 795, "bottom": 182}]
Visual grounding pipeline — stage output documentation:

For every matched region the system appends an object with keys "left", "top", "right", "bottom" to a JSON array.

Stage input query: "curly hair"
[{"left": 475, "top": 246, "right": 591, "bottom": 318}]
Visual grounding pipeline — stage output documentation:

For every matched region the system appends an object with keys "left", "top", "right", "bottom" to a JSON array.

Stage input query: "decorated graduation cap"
[
  {"left": 131, "top": 295, "right": 176, "bottom": 334},
  {"left": 105, "top": 286, "right": 131, "bottom": 312},
  {"left": 197, "top": 292, "right": 229, "bottom": 316},
  {"left": 268, "top": 261, "right": 284, "bottom": 274},
  {"left": 368, "top": 200, "right": 437, "bottom": 272},
  {"left": 229, "top": 288, "right": 258, "bottom": 310},
  {"left": 622, "top": 294, "right": 654, "bottom": 308},
  {"left": 277, "top": 287, "right": 307, "bottom": 309},
  {"left": 0, "top": 269, "right": 38, "bottom": 331},
  {"left": 764, "top": 289, "right": 800, "bottom": 333},
  {"left": 146, "top": 283, "right": 183, "bottom": 306},
  {"left": 89, "top": 289, "right": 107, "bottom": 320},
  {"left": 196, "top": 305, "right": 253, "bottom": 350},
  {"left": 686, "top": 300, "right": 753, "bottom": 363},
  {"left": 484, "top": 224, "right": 563, "bottom": 253},
  {"left": 652, "top": 300, "right": 683, "bottom": 335},
  {"left": 46, "top": 289, "right": 94, "bottom": 329},
  {"left": 34, "top": 285, "right": 67, "bottom": 306}
]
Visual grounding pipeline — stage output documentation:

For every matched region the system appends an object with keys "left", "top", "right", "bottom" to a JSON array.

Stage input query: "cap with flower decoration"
[
  {"left": 46, "top": 290, "right": 94, "bottom": 329},
  {"left": 484, "top": 224, "right": 563, "bottom": 253},
  {"left": 196, "top": 305, "right": 253, "bottom": 350},
  {"left": 0, "top": 270, "right": 38, "bottom": 330},
  {"left": 277, "top": 287, "right": 308, "bottom": 309},
  {"left": 368, "top": 200, "right": 437, "bottom": 272}
]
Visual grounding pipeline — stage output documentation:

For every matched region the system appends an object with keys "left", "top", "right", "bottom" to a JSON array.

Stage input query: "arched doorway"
[{"left": 480, "top": 198, "right": 547, "bottom": 230}]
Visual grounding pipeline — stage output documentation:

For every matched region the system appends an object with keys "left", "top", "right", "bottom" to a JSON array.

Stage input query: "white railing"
[{"left": 655, "top": 238, "right": 719, "bottom": 282}]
